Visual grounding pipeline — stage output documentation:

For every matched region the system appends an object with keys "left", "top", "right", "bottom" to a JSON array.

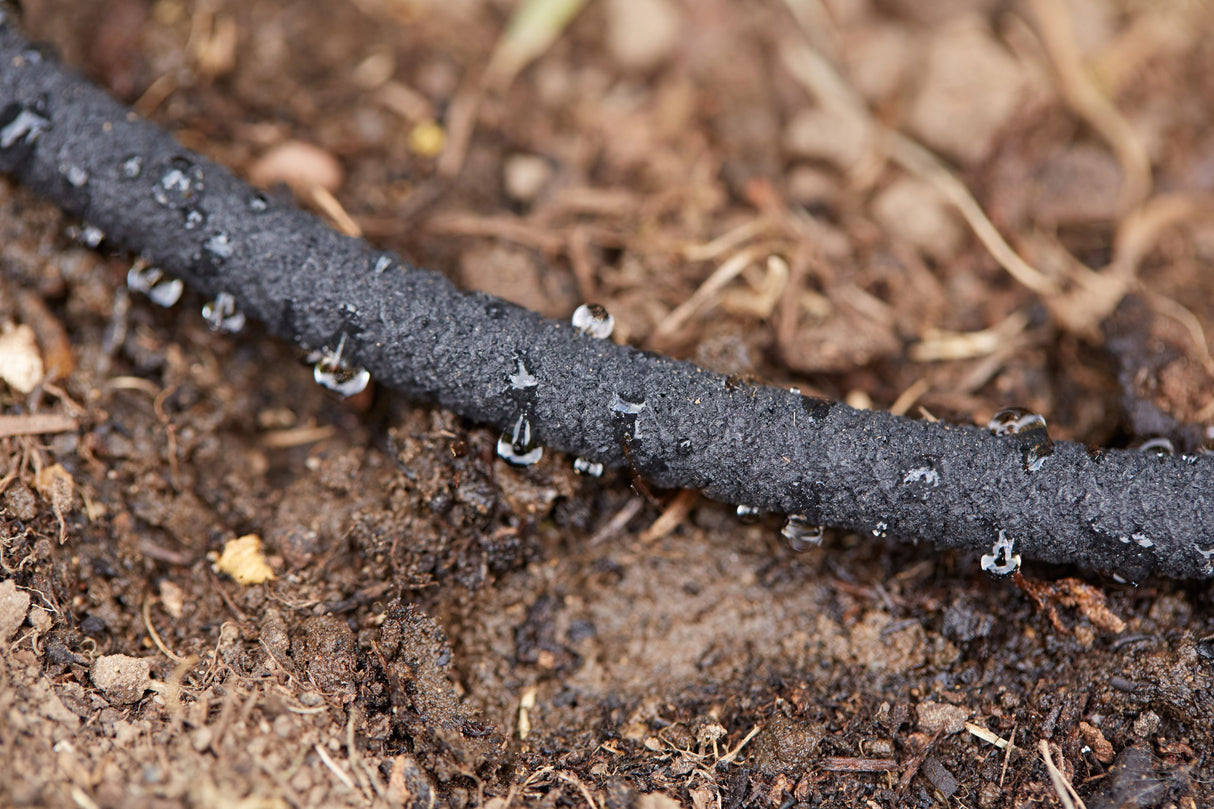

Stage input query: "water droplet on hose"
[
  {"left": 782, "top": 515, "right": 823, "bottom": 552},
  {"left": 736, "top": 504, "right": 761, "bottom": 524},
  {"left": 0, "top": 101, "right": 51, "bottom": 153},
  {"left": 79, "top": 224, "right": 105, "bottom": 248},
  {"left": 980, "top": 529, "right": 1021, "bottom": 577},
  {"left": 872, "top": 521, "right": 889, "bottom": 538},
  {"left": 202, "top": 231, "right": 233, "bottom": 268},
  {"left": 1131, "top": 532, "right": 1154, "bottom": 549},
  {"left": 248, "top": 191, "right": 269, "bottom": 212},
  {"left": 154, "top": 156, "right": 205, "bottom": 209},
  {"left": 573, "top": 457, "right": 603, "bottom": 477},
  {"left": 988, "top": 407, "right": 1046, "bottom": 436},
  {"left": 308, "top": 334, "right": 370, "bottom": 397},
  {"left": 900, "top": 457, "right": 942, "bottom": 503},
  {"left": 183, "top": 207, "right": 206, "bottom": 230},
  {"left": 1139, "top": 437, "right": 1174, "bottom": 456},
  {"left": 202, "top": 292, "right": 246, "bottom": 334},
  {"left": 121, "top": 155, "right": 143, "bottom": 179},
  {"left": 372, "top": 254, "right": 393, "bottom": 275},
  {"left": 497, "top": 412, "right": 543, "bottom": 467},
  {"left": 571, "top": 303, "right": 614, "bottom": 339},
  {"left": 988, "top": 407, "right": 1054, "bottom": 473},
  {"left": 509, "top": 357, "right": 539, "bottom": 390},
  {"left": 63, "top": 163, "right": 88, "bottom": 188}
]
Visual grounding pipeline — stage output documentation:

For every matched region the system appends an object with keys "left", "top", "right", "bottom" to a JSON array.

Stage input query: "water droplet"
[
  {"left": 202, "top": 292, "right": 246, "bottom": 333},
  {"left": 1196, "top": 544, "right": 1214, "bottom": 576},
  {"left": 902, "top": 464, "right": 940, "bottom": 487},
  {"left": 789, "top": 387, "right": 801, "bottom": 395},
  {"left": 1131, "top": 532, "right": 1154, "bottom": 549},
  {"left": 872, "top": 521, "right": 889, "bottom": 538},
  {"left": 183, "top": 207, "right": 206, "bottom": 230},
  {"left": 153, "top": 156, "right": 205, "bottom": 209},
  {"left": 1139, "top": 437, "right": 1174, "bottom": 456},
  {"left": 372, "top": 255, "right": 393, "bottom": 275},
  {"left": 611, "top": 391, "right": 647, "bottom": 440},
  {"left": 248, "top": 191, "right": 269, "bottom": 212},
  {"left": 63, "top": 164, "right": 88, "bottom": 187},
  {"left": 308, "top": 334, "right": 371, "bottom": 397},
  {"left": 508, "top": 357, "right": 538, "bottom": 390},
  {"left": 980, "top": 530, "right": 1021, "bottom": 577},
  {"left": 988, "top": 407, "right": 1054, "bottom": 473},
  {"left": 202, "top": 231, "right": 233, "bottom": 268},
  {"left": 78, "top": 224, "right": 105, "bottom": 248},
  {"left": 147, "top": 278, "right": 184, "bottom": 308},
  {"left": 782, "top": 515, "right": 823, "bottom": 552},
  {"left": 126, "top": 262, "right": 183, "bottom": 307},
  {"left": 677, "top": 438, "right": 693, "bottom": 454},
  {"left": 573, "top": 457, "right": 603, "bottom": 477},
  {"left": 571, "top": 303, "right": 614, "bottom": 339},
  {"left": 736, "top": 504, "right": 761, "bottom": 524},
  {"left": 611, "top": 392, "right": 645, "bottom": 416},
  {"left": 497, "top": 412, "right": 543, "bottom": 467},
  {"left": 121, "top": 155, "right": 143, "bottom": 179},
  {"left": 987, "top": 407, "right": 1046, "bottom": 436},
  {"left": 0, "top": 101, "right": 51, "bottom": 153}
]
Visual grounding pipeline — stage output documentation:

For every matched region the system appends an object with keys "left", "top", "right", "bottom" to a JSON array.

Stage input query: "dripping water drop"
[
  {"left": 573, "top": 457, "right": 603, "bottom": 477},
  {"left": 79, "top": 224, "right": 105, "bottom": 248},
  {"left": 0, "top": 102, "right": 51, "bottom": 152},
  {"left": 782, "top": 515, "right": 823, "bottom": 552},
  {"left": 126, "top": 262, "right": 183, "bottom": 308},
  {"left": 571, "top": 303, "right": 614, "bottom": 339},
  {"left": 980, "top": 529, "right": 1021, "bottom": 577},
  {"left": 987, "top": 406, "right": 1054, "bottom": 473},
  {"left": 1139, "top": 437, "right": 1174, "bottom": 456},
  {"left": 736, "top": 504, "right": 761, "bottom": 524},
  {"left": 202, "top": 292, "right": 246, "bottom": 334},
  {"left": 308, "top": 334, "right": 371, "bottom": 397},
  {"left": 497, "top": 412, "right": 543, "bottom": 467}
]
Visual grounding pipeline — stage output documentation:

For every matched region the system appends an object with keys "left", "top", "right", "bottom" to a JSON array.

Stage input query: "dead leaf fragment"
[
  {"left": 248, "top": 140, "right": 344, "bottom": 194},
  {"left": 34, "top": 463, "right": 74, "bottom": 543},
  {"left": 0, "top": 324, "right": 44, "bottom": 394},
  {"left": 214, "top": 534, "right": 276, "bottom": 585}
]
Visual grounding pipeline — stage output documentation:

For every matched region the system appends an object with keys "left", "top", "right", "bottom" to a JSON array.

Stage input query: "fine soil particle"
[{"left": 2, "top": 1, "right": 1214, "bottom": 807}]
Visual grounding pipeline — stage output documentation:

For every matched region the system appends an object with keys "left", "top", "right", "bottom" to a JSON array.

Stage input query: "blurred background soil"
[{"left": 2, "top": 0, "right": 1214, "bottom": 806}]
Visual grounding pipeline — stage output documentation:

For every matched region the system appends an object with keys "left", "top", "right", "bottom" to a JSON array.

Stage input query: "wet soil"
[{"left": 2, "top": 1, "right": 1214, "bottom": 807}]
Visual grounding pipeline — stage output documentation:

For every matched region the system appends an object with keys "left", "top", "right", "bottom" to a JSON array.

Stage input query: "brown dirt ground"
[{"left": 3, "top": 0, "right": 1214, "bottom": 806}]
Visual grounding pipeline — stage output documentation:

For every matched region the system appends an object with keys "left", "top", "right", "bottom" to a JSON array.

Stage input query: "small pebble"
[
  {"left": 0, "top": 324, "right": 44, "bottom": 394},
  {"left": 0, "top": 579, "right": 30, "bottom": 642},
  {"left": 605, "top": 0, "right": 681, "bottom": 71},
  {"left": 91, "top": 654, "right": 151, "bottom": 705},
  {"left": 907, "top": 20, "right": 1026, "bottom": 166},
  {"left": 871, "top": 176, "right": 964, "bottom": 261},
  {"left": 503, "top": 154, "right": 553, "bottom": 204}
]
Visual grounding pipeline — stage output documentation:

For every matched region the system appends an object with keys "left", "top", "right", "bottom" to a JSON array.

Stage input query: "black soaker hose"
[{"left": 1, "top": 20, "right": 1211, "bottom": 580}]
